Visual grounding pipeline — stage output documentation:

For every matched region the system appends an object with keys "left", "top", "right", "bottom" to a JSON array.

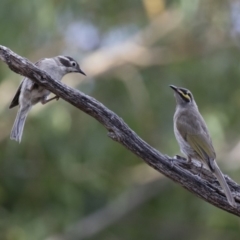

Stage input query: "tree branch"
[{"left": 0, "top": 45, "right": 239, "bottom": 216}]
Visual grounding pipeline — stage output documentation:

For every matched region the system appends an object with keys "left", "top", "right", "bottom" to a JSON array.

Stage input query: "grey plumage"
[
  {"left": 170, "top": 85, "right": 236, "bottom": 207},
  {"left": 10, "top": 56, "right": 85, "bottom": 143}
]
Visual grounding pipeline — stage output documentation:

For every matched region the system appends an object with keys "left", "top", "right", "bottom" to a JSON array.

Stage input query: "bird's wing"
[
  {"left": 9, "top": 80, "right": 23, "bottom": 109},
  {"left": 176, "top": 111, "right": 216, "bottom": 169},
  {"left": 186, "top": 134, "right": 216, "bottom": 168},
  {"left": 9, "top": 60, "right": 43, "bottom": 109}
]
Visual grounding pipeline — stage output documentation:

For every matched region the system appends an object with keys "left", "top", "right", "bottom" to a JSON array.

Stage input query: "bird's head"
[
  {"left": 169, "top": 85, "right": 195, "bottom": 108},
  {"left": 56, "top": 56, "right": 86, "bottom": 76}
]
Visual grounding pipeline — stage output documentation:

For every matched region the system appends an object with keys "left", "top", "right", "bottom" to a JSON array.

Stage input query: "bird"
[
  {"left": 9, "top": 56, "right": 86, "bottom": 143},
  {"left": 170, "top": 85, "right": 236, "bottom": 207}
]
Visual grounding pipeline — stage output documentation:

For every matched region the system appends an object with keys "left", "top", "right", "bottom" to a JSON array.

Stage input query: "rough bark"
[{"left": 0, "top": 45, "right": 239, "bottom": 216}]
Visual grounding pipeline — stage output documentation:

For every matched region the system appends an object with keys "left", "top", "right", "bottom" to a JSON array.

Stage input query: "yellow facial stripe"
[{"left": 178, "top": 90, "right": 191, "bottom": 101}]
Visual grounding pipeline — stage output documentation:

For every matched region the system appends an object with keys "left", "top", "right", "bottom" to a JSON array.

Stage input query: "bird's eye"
[{"left": 72, "top": 62, "right": 76, "bottom": 67}]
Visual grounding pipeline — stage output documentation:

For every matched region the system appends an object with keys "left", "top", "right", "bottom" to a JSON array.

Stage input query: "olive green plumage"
[{"left": 170, "top": 85, "right": 236, "bottom": 207}]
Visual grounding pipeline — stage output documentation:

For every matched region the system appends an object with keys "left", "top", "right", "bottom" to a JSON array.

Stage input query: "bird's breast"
[{"left": 173, "top": 114, "right": 196, "bottom": 158}]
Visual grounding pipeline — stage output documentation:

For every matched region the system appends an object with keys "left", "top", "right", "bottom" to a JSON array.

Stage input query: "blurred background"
[{"left": 0, "top": 0, "right": 240, "bottom": 239}]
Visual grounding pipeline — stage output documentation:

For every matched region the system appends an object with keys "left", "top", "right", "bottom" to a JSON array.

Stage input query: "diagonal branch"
[{"left": 0, "top": 45, "right": 239, "bottom": 216}]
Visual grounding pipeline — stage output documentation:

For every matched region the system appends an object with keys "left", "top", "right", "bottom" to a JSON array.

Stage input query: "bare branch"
[{"left": 0, "top": 45, "right": 240, "bottom": 217}]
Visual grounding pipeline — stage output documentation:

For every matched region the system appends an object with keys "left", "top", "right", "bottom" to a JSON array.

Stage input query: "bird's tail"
[
  {"left": 212, "top": 160, "right": 236, "bottom": 207},
  {"left": 10, "top": 105, "right": 31, "bottom": 143}
]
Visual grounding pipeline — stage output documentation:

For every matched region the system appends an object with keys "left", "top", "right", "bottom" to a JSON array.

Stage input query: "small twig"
[{"left": 0, "top": 45, "right": 239, "bottom": 216}]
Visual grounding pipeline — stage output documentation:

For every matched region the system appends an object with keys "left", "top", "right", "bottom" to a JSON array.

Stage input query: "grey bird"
[
  {"left": 170, "top": 85, "right": 236, "bottom": 207},
  {"left": 9, "top": 56, "right": 86, "bottom": 143}
]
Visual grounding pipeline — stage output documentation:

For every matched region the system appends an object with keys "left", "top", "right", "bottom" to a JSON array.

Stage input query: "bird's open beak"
[
  {"left": 78, "top": 67, "right": 86, "bottom": 76},
  {"left": 169, "top": 85, "right": 178, "bottom": 91}
]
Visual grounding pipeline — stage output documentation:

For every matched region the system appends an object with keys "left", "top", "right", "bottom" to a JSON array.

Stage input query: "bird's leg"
[
  {"left": 41, "top": 96, "right": 60, "bottom": 105},
  {"left": 198, "top": 162, "right": 203, "bottom": 178},
  {"left": 187, "top": 157, "right": 192, "bottom": 164},
  {"left": 186, "top": 156, "right": 195, "bottom": 172}
]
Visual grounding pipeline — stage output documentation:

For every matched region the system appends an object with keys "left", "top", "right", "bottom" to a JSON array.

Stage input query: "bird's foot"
[
  {"left": 174, "top": 155, "right": 186, "bottom": 161},
  {"left": 170, "top": 155, "right": 184, "bottom": 168},
  {"left": 169, "top": 157, "right": 175, "bottom": 168},
  {"left": 42, "top": 95, "right": 59, "bottom": 105},
  {"left": 197, "top": 163, "right": 203, "bottom": 179}
]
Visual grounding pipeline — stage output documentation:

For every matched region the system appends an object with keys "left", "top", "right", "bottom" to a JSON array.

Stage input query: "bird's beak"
[
  {"left": 77, "top": 67, "right": 86, "bottom": 76},
  {"left": 169, "top": 85, "right": 178, "bottom": 92}
]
